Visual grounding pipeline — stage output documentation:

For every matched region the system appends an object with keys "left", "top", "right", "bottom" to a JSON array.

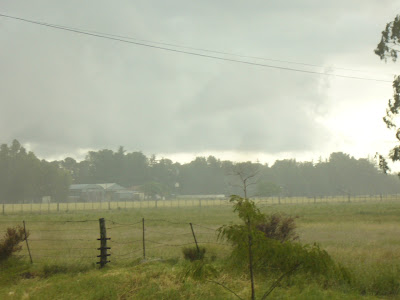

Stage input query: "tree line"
[
  {"left": 1, "top": 139, "right": 400, "bottom": 203},
  {"left": 0, "top": 140, "right": 71, "bottom": 203},
  {"left": 57, "top": 145, "right": 400, "bottom": 198}
]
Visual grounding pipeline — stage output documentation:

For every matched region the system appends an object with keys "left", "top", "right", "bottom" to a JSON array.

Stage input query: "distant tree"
[
  {"left": 124, "top": 151, "right": 150, "bottom": 186},
  {"left": 179, "top": 156, "right": 226, "bottom": 195},
  {"left": 60, "top": 157, "right": 78, "bottom": 182},
  {"left": 150, "top": 158, "right": 178, "bottom": 191},
  {"left": 256, "top": 181, "right": 281, "bottom": 197},
  {"left": 0, "top": 140, "right": 71, "bottom": 203},
  {"left": 226, "top": 162, "right": 260, "bottom": 198},
  {"left": 139, "top": 182, "right": 171, "bottom": 199},
  {"left": 270, "top": 160, "right": 302, "bottom": 196}
]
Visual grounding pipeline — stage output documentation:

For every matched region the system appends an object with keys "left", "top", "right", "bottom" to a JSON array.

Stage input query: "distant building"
[
  {"left": 97, "top": 183, "right": 131, "bottom": 201},
  {"left": 69, "top": 184, "right": 104, "bottom": 202},
  {"left": 177, "top": 194, "right": 226, "bottom": 199},
  {"left": 68, "top": 183, "right": 144, "bottom": 202},
  {"left": 96, "top": 183, "right": 126, "bottom": 191},
  {"left": 128, "top": 186, "right": 145, "bottom": 200}
]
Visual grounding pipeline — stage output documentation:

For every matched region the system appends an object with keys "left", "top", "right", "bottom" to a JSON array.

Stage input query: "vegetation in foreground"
[{"left": 1, "top": 200, "right": 400, "bottom": 299}]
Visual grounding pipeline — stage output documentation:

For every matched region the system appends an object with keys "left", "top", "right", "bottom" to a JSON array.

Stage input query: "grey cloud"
[{"left": 0, "top": 0, "right": 397, "bottom": 158}]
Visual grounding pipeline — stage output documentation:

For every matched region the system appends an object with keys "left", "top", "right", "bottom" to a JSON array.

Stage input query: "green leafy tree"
[
  {"left": 218, "top": 195, "right": 348, "bottom": 299},
  {"left": 375, "top": 15, "right": 400, "bottom": 172},
  {"left": 218, "top": 195, "right": 262, "bottom": 300}
]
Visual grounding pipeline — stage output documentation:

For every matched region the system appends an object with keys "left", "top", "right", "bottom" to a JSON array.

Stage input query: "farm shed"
[
  {"left": 96, "top": 183, "right": 131, "bottom": 201},
  {"left": 68, "top": 184, "right": 105, "bottom": 202}
]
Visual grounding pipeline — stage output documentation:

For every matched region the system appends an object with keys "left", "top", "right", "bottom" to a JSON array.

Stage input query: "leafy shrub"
[
  {"left": 218, "top": 196, "right": 348, "bottom": 279},
  {"left": 182, "top": 246, "right": 206, "bottom": 261},
  {"left": 256, "top": 213, "right": 298, "bottom": 243},
  {"left": 221, "top": 223, "right": 336, "bottom": 277},
  {"left": 0, "top": 226, "right": 28, "bottom": 262}
]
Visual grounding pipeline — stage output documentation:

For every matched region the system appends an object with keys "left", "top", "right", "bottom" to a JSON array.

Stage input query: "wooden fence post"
[
  {"left": 189, "top": 223, "right": 200, "bottom": 255},
  {"left": 2, "top": 203, "right": 4, "bottom": 215},
  {"left": 23, "top": 221, "right": 33, "bottom": 264},
  {"left": 142, "top": 218, "right": 146, "bottom": 260},
  {"left": 97, "top": 218, "right": 110, "bottom": 268}
]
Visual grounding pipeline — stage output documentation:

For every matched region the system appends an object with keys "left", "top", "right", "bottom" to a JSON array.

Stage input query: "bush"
[
  {"left": 0, "top": 226, "right": 28, "bottom": 262},
  {"left": 256, "top": 213, "right": 298, "bottom": 243},
  {"left": 218, "top": 196, "right": 348, "bottom": 280},
  {"left": 182, "top": 246, "right": 206, "bottom": 261}
]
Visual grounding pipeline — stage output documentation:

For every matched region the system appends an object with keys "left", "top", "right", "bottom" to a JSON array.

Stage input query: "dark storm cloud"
[{"left": 0, "top": 0, "right": 398, "bottom": 158}]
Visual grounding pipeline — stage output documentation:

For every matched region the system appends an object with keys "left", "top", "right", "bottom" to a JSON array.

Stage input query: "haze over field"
[
  {"left": 1, "top": 1, "right": 400, "bottom": 168},
  {"left": 3, "top": 5, "right": 400, "bottom": 299}
]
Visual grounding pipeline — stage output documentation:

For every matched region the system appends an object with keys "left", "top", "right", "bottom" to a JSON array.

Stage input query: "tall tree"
[
  {"left": 375, "top": 14, "right": 400, "bottom": 172},
  {"left": 0, "top": 140, "right": 71, "bottom": 203}
]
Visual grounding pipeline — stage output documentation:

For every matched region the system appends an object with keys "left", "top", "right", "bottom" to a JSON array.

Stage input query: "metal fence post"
[{"left": 97, "top": 218, "right": 110, "bottom": 268}]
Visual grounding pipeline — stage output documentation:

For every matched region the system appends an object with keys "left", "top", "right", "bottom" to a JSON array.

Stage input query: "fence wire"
[{"left": 1, "top": 216, "right": 230, "bottom": 265}]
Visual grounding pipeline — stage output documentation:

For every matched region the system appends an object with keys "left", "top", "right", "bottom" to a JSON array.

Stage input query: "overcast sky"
[{"left": 1, "top": 1, "right": 400, "bottom": 167}]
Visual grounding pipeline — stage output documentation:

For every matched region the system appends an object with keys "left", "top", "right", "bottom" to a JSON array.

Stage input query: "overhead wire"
[
  {"left": 0, "top": 13, "right": 393, "bottom": 83},
  {"left": 17, "top": 19, "right": 391, "bottom": 77}
]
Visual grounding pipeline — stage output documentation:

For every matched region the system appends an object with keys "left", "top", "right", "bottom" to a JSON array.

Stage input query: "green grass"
[{"left": 1, "top": 200, "right": 400, "bottom": 299}]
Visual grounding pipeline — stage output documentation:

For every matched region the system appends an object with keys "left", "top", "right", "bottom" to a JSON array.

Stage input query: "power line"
[
  {"left": 0, "top": 13, "right": 393, "bottom": 83},
  {"left": 26, "top": 20, "right": 392, "bottom": 77}
]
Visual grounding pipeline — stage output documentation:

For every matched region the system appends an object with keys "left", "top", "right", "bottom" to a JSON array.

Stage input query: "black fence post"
[
  {"left": 2, "top": 202, "right": 4, "bottom": 215},
  {"left": 97, "top": 218, "right": 110, "bottom": 268}
]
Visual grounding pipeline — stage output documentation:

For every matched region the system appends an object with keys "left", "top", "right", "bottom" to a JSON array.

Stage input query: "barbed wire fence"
[
  {"left": 2, "top": 194, "right": 399, "bottom": 215},
  {"left": 0, "top": 218, "right": 229, "bottom": 267},
  {"left": 0, "top": 219, "right": 99, "bottom": 265}
]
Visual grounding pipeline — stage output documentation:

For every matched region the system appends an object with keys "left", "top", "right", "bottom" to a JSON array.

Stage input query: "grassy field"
[{"left": 1, "top": 200, "right": 400, "bottom": 299}]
